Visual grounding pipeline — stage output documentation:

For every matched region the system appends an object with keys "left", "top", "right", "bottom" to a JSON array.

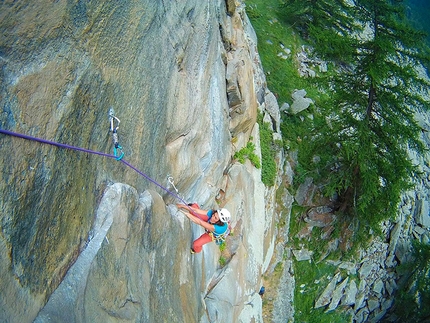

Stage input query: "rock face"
[{"left": 0, "top": 1, "right": 280, "bottom": 322}]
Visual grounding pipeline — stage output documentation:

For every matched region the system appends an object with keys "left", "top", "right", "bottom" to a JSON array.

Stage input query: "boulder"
[
  {"left": 367, "top": 296, "right": 380, "bottom": 313},
  {"left": 290, "top": 89, "right": 314, "bottom": 114},
  {"left": 355, "top": 291, "right": 366, "bottom": 311},
  {"left": 355, "top": 307, "right": 369, "bottom": 323},
  {"left": 280, "top": 102, "right": 290, "bottom": 114},
  {"left": 295, "top": 177, "right": 317, "bottom": 206},
  {"left": 305, "top": 206, "right": 335, "bottom": 227},
  {"left": 395, "top": 239, "right": 412, "bottom": 264},
  {"left": 388, "top": 222, "right": 402, "bottom": 253},
  {"left": 338, "top": 262, "right": 357, "bottom": 275},
  {"left": 370, "top": 309, "right": 386, "bottom": 323},
  {"left": 415, "top": 199, "right": 430, "bottom": 228},
  {"left": 385, "top": 253, "right": 397, "bottom": 268},
  {"left": 326, "top": 277, "right": 349, "bottom": 312},
  {"left": 341, "top": 280, "right": 358, "bottom": 306},
  {"left": 264, "top": 92, "right": 281, "bottom": 132},
  {"left": 315, "top": 273, "right": 341, "bottom": 308},
  {"left": 321, "top": 225, "right": 335, "bottom": 240},
  {"left": 372, "top": 279, "right": 384, "bottom": 296},
  {"left": 319, "top": 62, "right": 328, "bottom": 73},
  {"left": 385, "top": 278, "right": 397, "bottom": 296},
  {"left": 358, "top": 261, "right": 374, "bottom": 280},
  {"left": 292, "top": 248, "right": 313, "bottom": 261},
  {"left": 283, "top": 160, "right": 294, "bottom": 186},
  {"left": 381, "top": 298, "right": 394, "bottom": 312}
]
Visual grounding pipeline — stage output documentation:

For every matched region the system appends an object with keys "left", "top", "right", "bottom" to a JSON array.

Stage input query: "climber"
[{"left": 177, "top": 203, "right": 231, "bottom": 254}]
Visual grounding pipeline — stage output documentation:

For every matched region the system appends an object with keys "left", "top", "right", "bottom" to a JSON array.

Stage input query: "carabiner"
[
  {"left": 167, "top": 175, "right": 179, "bottom": 194},
  {"left": 109, "top": 113, "right": 121, "bottom": 133}
]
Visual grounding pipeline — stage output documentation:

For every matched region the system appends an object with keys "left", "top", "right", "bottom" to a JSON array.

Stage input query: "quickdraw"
[
  {"left": 167, "top": 175, "right": 179, "bottom": 194},
  {"left": 109, "top": 108, "right": 124, "bottom": 160},
  {"left": 167, "top": 175, "right": 188, "bottom": 203}
]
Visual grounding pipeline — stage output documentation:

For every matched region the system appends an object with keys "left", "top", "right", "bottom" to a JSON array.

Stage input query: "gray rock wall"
[{"left": 1, "top": 1, "right": 278, "bottom": 322}]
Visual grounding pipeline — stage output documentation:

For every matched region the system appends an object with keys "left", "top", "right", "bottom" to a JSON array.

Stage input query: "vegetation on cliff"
[{"left": 246, "top": 0, "right": 429, "bottom": 321}]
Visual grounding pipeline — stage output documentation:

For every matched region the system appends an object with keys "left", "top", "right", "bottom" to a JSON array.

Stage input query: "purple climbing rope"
[
  {"left": 0, "top": 128, "right": 115, "bottom": 158},
  {"left": 0, "top": 128, "right": 194, "bottom": 210}
]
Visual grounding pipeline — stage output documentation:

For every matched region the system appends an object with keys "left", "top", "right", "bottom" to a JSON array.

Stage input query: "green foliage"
[
  {"left": 258, "top": 113, "right": 277, "bottom": 186},
  {"left": 218, "top": 256, "right": 227, "bottom": 267},
  {"left": 234, "top": 141, "right": 261, "bottom": 169},
  {"left": 245, "top": 4, "right": 262, "bottom": 19},
  {"left": 219, "top": 241, "right": 226, "bottom": 252},
  {"left": 391, "top": 240, "right": 430, "bottom": 322}
]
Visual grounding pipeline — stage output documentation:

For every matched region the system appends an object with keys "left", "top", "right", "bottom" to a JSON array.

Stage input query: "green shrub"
[
  {"left": 219, "top": 256, "right": 227, "bottom": 267},
  {"left": 258, "top": 114, "right": 277, "bottom": 186},
  {"left": 219, "top": 241, "right": 226, "bottom": 252},
  {"left": 234, "top": 141, "right": 261, "bottom": 169}
]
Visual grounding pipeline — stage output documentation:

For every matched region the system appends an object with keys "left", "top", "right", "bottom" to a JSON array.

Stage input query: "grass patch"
[
  {"left": 245, "top": 2, "right": 303, "bottom": 103},
  {"left": 245, "top": 1, "right": 321, "bottom": 104},
  {"left": 258, "top": 113, "right": 278, "bottom": 186},
  {"left": 293, "top": 260, "right": 353, "bottom": 323}
]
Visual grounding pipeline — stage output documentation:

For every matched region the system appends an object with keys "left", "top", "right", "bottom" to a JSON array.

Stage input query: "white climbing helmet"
[{"left": 218, "top": 208, "right": 231, "bottom": 223}]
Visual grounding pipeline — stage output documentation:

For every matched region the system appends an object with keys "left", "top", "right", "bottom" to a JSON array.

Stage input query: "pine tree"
[{"left": 291, "top": 0, "right": 430, "bottom": 227}]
